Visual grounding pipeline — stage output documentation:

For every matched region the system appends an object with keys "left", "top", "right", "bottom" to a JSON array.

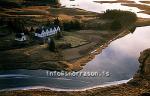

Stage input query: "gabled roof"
[{"left": 15, "top": 33, "right": 25, "bottom": 38}]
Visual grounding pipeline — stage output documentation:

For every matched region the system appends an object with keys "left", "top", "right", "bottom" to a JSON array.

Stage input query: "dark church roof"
[{"left": 15, "top": 33, "right": 23, "bottom": 38}]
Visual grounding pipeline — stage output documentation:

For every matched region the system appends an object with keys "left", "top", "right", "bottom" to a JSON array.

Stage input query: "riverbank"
[
  {"left": 0, "top": 82, "right": 149, "bottom": 96},
  {"left": 64, "top": 28, "right": 131, "bottom": 71},
  {"left": 0, "top": 48, "right": 150, "bottom": 96},
  {"left": 63, "top": 17, "right": 150, "bottom": 71}
]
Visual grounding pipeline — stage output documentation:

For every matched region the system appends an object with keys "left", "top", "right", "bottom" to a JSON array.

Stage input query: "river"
[{"left": 0, "top": 0, "right": 150, "bottom": 91}]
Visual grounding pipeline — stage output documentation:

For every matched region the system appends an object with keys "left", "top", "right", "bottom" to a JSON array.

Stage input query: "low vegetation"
[{"left": 63, "top": 20, "right": 82, "bottom": 31}]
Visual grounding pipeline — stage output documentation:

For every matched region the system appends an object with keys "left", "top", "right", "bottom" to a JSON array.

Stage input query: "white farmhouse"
[
  {"left": 35, "top": 26, "right": 61, "bottom": 38},
  {"left": 15, "top": 33, "right": 27, "bottom": 42}
]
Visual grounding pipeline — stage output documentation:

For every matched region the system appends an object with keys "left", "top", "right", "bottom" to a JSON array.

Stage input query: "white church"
[
  {"left": 15, "top": 25, "right": 61, "bottom": 42},
  {"left": 35, "top": 25, "right": 61, "bottom": 38}
]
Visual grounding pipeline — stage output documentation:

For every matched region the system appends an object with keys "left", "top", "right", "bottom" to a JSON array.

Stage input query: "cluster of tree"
[
  {"left": 54, "top": 18, "right": 61, "bottom": 26},
  {"left": 0, "top": 0, "right": 60, "bottom": 8},
  {"left": 110, "top": 20, "right": 122, "bottom": 31},
  {"left": 103, "top": 9, "right": 137, "bottom": 23},
  {"left": 45, "top": 18, "right": 61, "bottom": 27},
  {"left": 0, "top": 17, "right": 6, "bottom": 26},
  {"left": 0, "top": 0, "right": 21, "bottom": 8},
  {"left": 102, "top": 9, "right": 137, "bottom": 31},
  {"left": 54, "top": 18, "right": 63, "bottom": 39},
  {"left": 63, "top": 20, "right": 81, "bottom": 31},
  {"left": 7, "top": 19, "right": 22, "bottom": 33},
  {"left": 2, "top": 18, "right": 30, "bottom": 35}
]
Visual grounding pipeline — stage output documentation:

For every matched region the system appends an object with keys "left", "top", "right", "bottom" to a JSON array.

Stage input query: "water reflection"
[
  {"left": 82, "top": 26, "right": 150, "bottom": 79},
  {"left": 60, "top": 0, "right": 150, "bottom": 18}
]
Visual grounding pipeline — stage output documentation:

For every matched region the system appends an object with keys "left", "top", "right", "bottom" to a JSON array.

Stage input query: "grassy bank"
[
  {"left": 95, "top": 1, "right": 135, "bottom": 4},
  {"left": 122, "top": 3, "right": 150, "bottom": 15}
]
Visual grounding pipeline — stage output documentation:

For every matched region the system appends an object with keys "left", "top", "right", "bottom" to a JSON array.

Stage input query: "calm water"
[
  {"left": 60, "top": 0, "right": 150, "bottom": 18},
  {"left": 0, "top": 26, "right": 150, "bottom": 90}
]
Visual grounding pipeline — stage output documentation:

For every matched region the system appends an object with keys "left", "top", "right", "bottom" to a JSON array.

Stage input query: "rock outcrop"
[
  {"left": 128, "top": 48, "right": 150, "bottom": 87},
  {"left": 137, "top": 48, "right": 150, "bottom": 80}
]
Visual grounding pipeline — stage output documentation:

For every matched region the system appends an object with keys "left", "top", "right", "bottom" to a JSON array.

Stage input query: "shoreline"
[
  {"left": 64, "top": 18, "right": 150, "bottom": 71},
  {"left": 0, "top": 79, "right": 131, "bottom": 92},
  {"left": 64, "top": 29, "right": 131, "bottom": 71}
]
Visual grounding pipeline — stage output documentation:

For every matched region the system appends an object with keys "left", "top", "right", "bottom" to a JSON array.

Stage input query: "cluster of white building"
[
  {"left": 35, "top": 25, "right": 60, "bottom": 38},
  {"left": 15, "top": 25, "right": 61, "bottom": 42}
]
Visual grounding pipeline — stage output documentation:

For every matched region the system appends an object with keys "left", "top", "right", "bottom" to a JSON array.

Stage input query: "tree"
[
  {"left": 30, "top": 27, "right": 34, "bottom": 32},
  {"left": 102, "top": 9, "right": 137, "bottom": 26},
  {"left": 48, "top": 38, "right": 56, "bottom": 52},
  {"left": 7, "top": 18, "right": 25, "bottom": 33},
  {"left": 51, "top": 0, "right": 59, "bottom": 4},
  {"left": 63, "top": 20, "right": 81, "bottom": 31},
  {"left": 110, "top": 20, "right": 122, "bottom": 31},
  {"left": 74, "top": 20, "right": 81, "bottom": 30},
  {"left": 56, "top": 31, "right": 62, "bottom": 39},
  {"left": 54, "top": 17, "right": 60, "bottom": 26},
  {"left": 63, "top": 21, "right": 71, "bottom": 31}
]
